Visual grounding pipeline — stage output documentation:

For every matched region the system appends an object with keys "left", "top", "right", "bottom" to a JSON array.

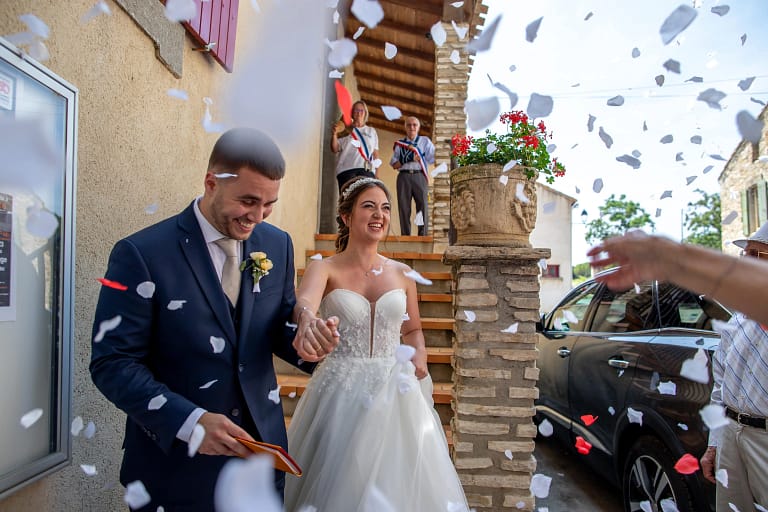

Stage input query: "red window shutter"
[{"left": 183, "top": 0, "right": 240, "bottom": 72}]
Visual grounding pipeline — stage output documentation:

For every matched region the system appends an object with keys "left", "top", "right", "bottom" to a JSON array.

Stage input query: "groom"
[{"left": 90, "top": 128, "right": 337, "bottom": 510}]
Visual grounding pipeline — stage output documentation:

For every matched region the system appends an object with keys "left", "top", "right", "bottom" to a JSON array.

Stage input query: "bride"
[{"left": 285, "top": 177, "right": 469, "bottom": 511}]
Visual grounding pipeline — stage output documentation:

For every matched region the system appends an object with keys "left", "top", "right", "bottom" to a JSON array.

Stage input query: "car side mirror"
[{"left": 536, "top": 313, "right": 546, "bottom": 332}]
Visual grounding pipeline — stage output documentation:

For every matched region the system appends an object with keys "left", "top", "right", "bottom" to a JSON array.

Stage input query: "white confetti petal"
[
  {"left": 607, "top": 95, "right": 625, "bottom": 106},
  {"left": 736, "top": 110, "right": 763, "bottom": 143},
  {"left": 583, "top": 115, "right": 593, "bottom": 131},
  {"left": 527, "top": 93, "right": 553, "bottom": 119},
  {"left": 80, "top": 1, "right": 111, "bottom": 24},
  {"left": 402, "top": 312, "right": 410, "bottom": 321},
  {"left": 381, "top": 105, "right": 402, "bottom": 121},
  {"left": 678, "top": 422, "right": 688, "bottom": 430},
  {"left": 723, "top": 211, "right": 738, "bottom": 225},
  {"left": 124, "top": 481, "right": 152, "bottom": 510},
  {"left": 659, "top": 5, "right": 697, "bottom": 45},
  {"left": 268, "top": 386, "right": 281, "bottom": 404},
  {"left": 215, "top": 457, "right": 282, "bottom": 512},
  {"left": 328, "top": 38, "right": 357, "bottom": 69},
  {"left": 616, "top": 155, "right": 641, "bottom": 169},
  {"left": 660, "top": 498, "right": 679, "bottom": 512},
  {"left": 657, "top": 381, "right": 677, "bottom": 395},
  {"left": 728, "top": 504, "right": 740, "bottom": 512},
  {"left": 525, "top": 16, "right": 543, "bottom": 43},
  {"left": 593, "top": 178, "right": 604, "bottom": 194},
  {"left": 84, "top": 421, "right": 96, "bottom": 438},
  {"left": 351, "top": 0, "right": 384, "bottom": 29},
  {"left": 136, "top": 281, "right": 156, "bottom": 299},
  {"left": 499, "top": 175, "right": 509, "bottom": 186},
  {"left": 166, "top": 88, "right": 189, "bottom": 101},
  {"left": 504, "top": 449, "right": 514, "bottom": 460},
  {"left": 501, "top": 323, "right": 519, "bottom": 334},
  {"left": 414, "top": 211, "right": 424, "bottom": 226},
  {"left": 680, "top": 348, "right": 709, "bottom": 384},
  {"left": 430, "top": 21, "right": 447, "bottom": 47},
  {"left": 19, "top": 13, "right": 50, "bottom": 39},
  {"left": 598, "top": 127, "right": 613, "bottom": 148},
  {"left": 210, "top": 336, "right": 226, "bottom": 354},
  {"left": 538, "top": 259, "right": 548, "bottom": 271},
  {"left": 515, "top": 183, "right": 530, "bottom": 204},
  {"left": 145, "top": 202, "right": 159, "bottom": 215},
  {"left": 640, "top": 501, "right": 653, "bottom": 512},
  {"left": 660, "top": 134, "right": 674, "bottom": 144},
  {"left": 503, "top": 160, "right": 519, "bottom": 172},
  {"left": 72, "top": 416, "right": 84, "bottom": 436},
  {"left": 214, "top": 172, "right": 238, "bottom": 179},
  {"left": 635, "top": 283, "right": 642, "bottom": 293},
  {"left": 487, "top": 142, "right": 497, "bottom": 154},
  {"left": 554, "top": 317, "right": 563, "bottom": 330},
  {"left": 463, "top": 310, "right": 476, "bottom": 323},
  {"left": 451, "top": 1, "right": 464, "bottom": 7},
  {"left": 608, "top": 406, "right": 616, "bottom": 415},
  {"left": 404, "top": 269, "right": 432, "bottom": 285},
  {"left": 716, "top": 468, "right": 728, "bottom": 488},
  {"left": 738, "top": 77, "right": 755, "bottom": 92},
  {"left": 465, "top": 97, "right": 500, "bottom": 131},
  {"left": 697, "top": 88, "right": 726, "bottom": 110},
  {"left": 384, "top": 42, "right": 397, "bottom": 59},
  {"left": 200, "top": 379, "right": 218, "bottom": 389},
  {"left": 627, "top": 407, "right": 643, "bottom": 425},
  {"left": 80, "top": 464, "right": 98, "bottom": 476},
  {"left": 370, "top": 266, "right": 383, "bottom": 276},
  {"left": 352, "top": 26, "right": 365, "bottom": 40},
  {"left": 395, "top": 344, "right": 416, "bottom": 363},
  {"left": 538, "top": 418, "right": 554, "bottom": 437},
  {"left": 663, "top": 59, "right": 681, "bottom": 74},
  {"left": 530, "top": 474, "right": 552, "bottom": 499},
  {"left": 20, "top": 408, "right": 44, "bottom": 428},
  {"left": 451, "top": 20, "right": 468, "bottom": 40},
  {"left": 562, "top": 310, "right": 578, "bottom": 324},
  {"left": 631, "top": 47, "right": 640, "bottom": 58},
  {"left": 690, "top": 135, "right": 702, "bottom": 144},
  {"left": 188, "top": 424, "right": 205, "bottom": 457},
  {"left": 94, "top": 315, "right": 122, "bottom": 342},
  {"left": 350, "top": 138, "right": 361, "bottom": 148},
  {"left": 467, "top": 15, "right": 501, "bottom": 53},
  {"left": 167, "top": 300, "right": 186, "bottom": 310},
  {"left": 660, "top": 190, "right": 672, "bottom": 200},
  {"left": 431, "top": 162, "right": 448, "bottom": 177},
  {"left": 699, "top": 404, "right": 729, "bottom": 430},
  {"left": 148, "top": 394, "right": 167, "bottom": 410},
  {"left": 328, "top": 69, "right": 344, "bottom": 78},
  {"left": 371, "top": 158, "right": 382, "bottom": 169},
  {"left": 450, "top": 49, "right": 460, "bottom": 64},
  {"left": 711, "top": 5, "right": 729, "bottom": 16},
  {"left": 164, "top": 0, "right": 197, "bottom": 22},
  {"left": 333, "top": 10, "right": 339, "bottom": 24},
  {"left": 26, "top": 205, "right": 58, "bottom": 238},
  {"left": 492, "top": 81, "right": 518, "bottom": 110},
  {"left": 288, "top": 391, "right": 297, "bottom": 399}
]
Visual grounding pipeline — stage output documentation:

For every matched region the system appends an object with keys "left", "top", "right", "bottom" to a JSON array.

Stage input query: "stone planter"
[{"left": 449, "top": 163, "right": 538, "bottom": 247}]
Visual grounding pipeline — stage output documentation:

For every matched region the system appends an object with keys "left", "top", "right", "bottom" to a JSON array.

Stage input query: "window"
[
  {"left": 591, "top": 282, "right": 655, "bottom": 333},
  {"left": 741, "top": 181, "right": 768, "bottom": 236},
  {"left": 183, "top": 0, "right": 240, "bottom": 72},
  {"left": 0, "top": 39, "right": 76, "bottom": 498},
  {"left": 547, "top": 282, "right": 599, "bottom": 332},
  {"left": 655, "top": 283, "right": 731, "bottom": 330},
  {"left": 542, "top": 264, "right": 560, "bottom": 278}
]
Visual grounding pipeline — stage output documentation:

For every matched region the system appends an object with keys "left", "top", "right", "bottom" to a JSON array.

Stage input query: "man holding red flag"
[{"left": 390, "top": 116, "right": 435, "bottom": 236}]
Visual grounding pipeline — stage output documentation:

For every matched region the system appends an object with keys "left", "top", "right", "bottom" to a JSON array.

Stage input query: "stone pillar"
[
  {"left": 432, "top": 22, "right": 470, "bottom": 251},
  {"left": 444, "top": 245, "right": 550, "bottom": 511}
]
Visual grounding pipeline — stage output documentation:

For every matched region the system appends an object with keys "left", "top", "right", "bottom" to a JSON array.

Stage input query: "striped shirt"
[{"left": 709, "top": 312, "right": 768, "bottom": 446}]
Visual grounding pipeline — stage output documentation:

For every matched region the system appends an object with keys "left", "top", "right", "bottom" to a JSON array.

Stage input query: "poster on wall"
[{"left": 0, "top": 192, "right": 15, "bottom": 321}]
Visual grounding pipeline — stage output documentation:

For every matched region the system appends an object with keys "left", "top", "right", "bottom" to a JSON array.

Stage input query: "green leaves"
[{"left": 585, "top": 194, "right": 655, "bottom": 245}]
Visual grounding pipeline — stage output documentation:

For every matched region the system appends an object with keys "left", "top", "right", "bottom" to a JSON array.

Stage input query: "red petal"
[
  {"left": 580, "top": 414, "right": 598, "bottom": 426},
  {"left": 674, "top": 453, "right": 700, "bottom": 474},
  {"left": 97, "top": 277, "right": 128, "bottom": 291},
  {"left": 575, "top": 436, "right": 592, "bottom": 455},
  {"left": 334, "top": 80, "right": 353, "bottom": 126}
]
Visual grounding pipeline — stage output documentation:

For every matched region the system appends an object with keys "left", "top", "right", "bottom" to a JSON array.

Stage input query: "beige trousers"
[{"left": 715, "top": 417, "right": 768, "bottom": 511}]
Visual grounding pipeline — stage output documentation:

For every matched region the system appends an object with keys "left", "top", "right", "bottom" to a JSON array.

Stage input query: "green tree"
[
  {"left": 572, "top": 261, "right": 592, "bottom": 285},
  {"left": 684, "top": 189, "right": 721, "bottom": 250},
  {"left": 585, "top": 194, "right": 655, "bottom": 245}
]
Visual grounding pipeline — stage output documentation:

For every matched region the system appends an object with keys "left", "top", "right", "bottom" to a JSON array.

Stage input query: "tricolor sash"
[
  {"left": 350, "top": 127, "right": 372, "bottom": 166},
  {"left": 394, "top": 137, "right": 428, "bottom": 180}
]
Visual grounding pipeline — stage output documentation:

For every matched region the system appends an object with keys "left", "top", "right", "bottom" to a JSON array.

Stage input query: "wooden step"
[
  {"left": 418, "top": 293, "right": 452, "bottom": 303},
  {"left": 421, "top": 317, "right": 454, "bottom": 330},
  {"left": 297, "top": 269, "right": 452, "bottom": 282},
  {"left": 277, "top": 374, "right": 453, "bottom": 404},
  {"left": 284, "top": 416, "right": 453, "bottom": 447},
  {"left": 314, "top": 234, "right": 433, "bottom": 243},
  {"left": 305, "top": 249, "right": 444, "bottom": 261}
]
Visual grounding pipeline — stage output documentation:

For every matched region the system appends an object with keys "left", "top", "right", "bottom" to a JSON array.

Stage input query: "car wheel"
[{"left": 622, "top": 436, "right": 695, "bottom": 512}]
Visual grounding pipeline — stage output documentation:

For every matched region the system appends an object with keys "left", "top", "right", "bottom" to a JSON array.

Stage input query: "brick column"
[
  {"left": 432, "top": 22, "right": 470, "bottom": 251},
  {"left": 444, "top": 246, "right": 550, "bottom": 511}
]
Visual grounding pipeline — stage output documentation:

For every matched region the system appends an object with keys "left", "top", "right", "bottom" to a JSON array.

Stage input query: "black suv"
[{"left": 535, "top": 274, "right": 731, "bottom": 512}]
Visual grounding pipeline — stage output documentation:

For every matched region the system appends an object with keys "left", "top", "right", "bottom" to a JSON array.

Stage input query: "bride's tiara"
[{"left": 341, "top": 177, "right": 384, "bottom": 200}]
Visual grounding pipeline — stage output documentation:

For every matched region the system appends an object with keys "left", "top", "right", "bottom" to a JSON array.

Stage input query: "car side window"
[
  {"left": 591, "top": 282, "right": 655, "bottom": 333},
  {"left": 547, "top": 282, "right": 598, "bottom": 332},
  {"left": 656, "top": 282, "right": 732, "bottom": 330}
]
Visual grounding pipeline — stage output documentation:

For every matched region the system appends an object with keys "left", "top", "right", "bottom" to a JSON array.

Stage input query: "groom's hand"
[
  {"left": 196, "top": 413, "right": 254, "bottom": 458},
  {"left": 294, "top": 316, "right": 340, "bottom": 362}
]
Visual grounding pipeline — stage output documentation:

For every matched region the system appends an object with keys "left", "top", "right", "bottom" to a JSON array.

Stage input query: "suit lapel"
[{"left": 177, "top": 204, "right": 237, "bottom": 342}]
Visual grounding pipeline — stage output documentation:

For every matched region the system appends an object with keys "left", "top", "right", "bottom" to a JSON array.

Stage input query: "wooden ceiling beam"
[
  {"left": 368, "top": 114, "right": 432, "bottom": 135},
  {"left": 346, "top": 17, "right": 437, "bottom": 41},
  {"left": 354, "top": 56, "right": 433, "bottom": 80},
  {"left": 358, "top": 86, "right": 434, "bottom": 112},
  {"left": 355, "top": 38, "right": 434, "bottom": 63},
  {"left": 353, "top": 70, "right": 434, "bottom": 98},
  {"left": 380, "top": 0, "right": 443, "bottom": 17}
]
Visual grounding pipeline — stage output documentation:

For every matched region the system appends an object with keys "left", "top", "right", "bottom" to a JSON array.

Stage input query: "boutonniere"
[{"left": 240, "top": 251, "right": 273, "bottom": 293}]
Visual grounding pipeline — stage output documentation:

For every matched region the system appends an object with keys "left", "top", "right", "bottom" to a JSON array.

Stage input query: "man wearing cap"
[
  {"left": 390, "top": 116, "right": 435, "bottom": 236},
  {"left": 699, "top": 221, "right": 768, "bottom": 511}
]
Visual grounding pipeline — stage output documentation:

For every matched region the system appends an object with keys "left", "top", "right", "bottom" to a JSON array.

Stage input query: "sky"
[{"left": 466, "top": 0, "right": 768, "bottom": 263}]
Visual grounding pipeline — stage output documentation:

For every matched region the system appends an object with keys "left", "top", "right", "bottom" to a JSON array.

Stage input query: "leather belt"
[
  {"left": 398, "top": 169, "right": 420, "bottom": 174},
  {"left": 726, "top": 406, "right": 767, "bottom": 429}
]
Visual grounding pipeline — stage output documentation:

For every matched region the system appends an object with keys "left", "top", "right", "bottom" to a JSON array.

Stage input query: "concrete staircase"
[{"left": 275, "top": 234, "right": 455, "bottom": 445}]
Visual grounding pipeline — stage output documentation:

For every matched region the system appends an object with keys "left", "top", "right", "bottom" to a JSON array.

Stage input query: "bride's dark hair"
[{"left": 335, "top": 177, "right": 391, "bottom": 253}]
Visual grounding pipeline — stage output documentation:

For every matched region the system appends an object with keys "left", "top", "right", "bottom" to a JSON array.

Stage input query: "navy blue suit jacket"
[{"left": 90, "top": 202, "right": 306, "bottom": 510}]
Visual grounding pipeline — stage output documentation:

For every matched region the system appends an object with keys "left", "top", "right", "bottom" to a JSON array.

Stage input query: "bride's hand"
[
  {"left": 293, "top": 316, "right": 340, "bottom": 362},
  {"left": 413, "top": 347, "right": 428, "bottom": 380}
]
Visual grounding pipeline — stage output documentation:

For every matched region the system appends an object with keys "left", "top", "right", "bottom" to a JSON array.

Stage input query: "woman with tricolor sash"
[{"left": 330, "top": 100, "right": 380, "bottom": 191}]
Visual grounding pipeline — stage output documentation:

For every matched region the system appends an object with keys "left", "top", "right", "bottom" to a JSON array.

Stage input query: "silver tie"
[{"left": 214, "top": 238, "right": 241, "bottom": 306}]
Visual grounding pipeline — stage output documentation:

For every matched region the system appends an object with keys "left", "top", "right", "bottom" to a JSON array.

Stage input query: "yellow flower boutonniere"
[{"left": 240, "top": 251, "right": 272, "bottom": 293}]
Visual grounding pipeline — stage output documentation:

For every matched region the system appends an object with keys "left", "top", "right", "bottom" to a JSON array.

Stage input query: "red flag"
[
  {"left": 580, "top": 414, "right": 598, "bottom": 426},
  {"left": 674, "top": 453, "right": 700, "bottom": 474},
  {"left": 334, "top": 80, "right": 353, "bottom": 126},
  {"left": 575, "top": 436, "right": 592, "bottom": 455},
  {"left": 97, "top": 277, "right": 128, "bottom": 291}
]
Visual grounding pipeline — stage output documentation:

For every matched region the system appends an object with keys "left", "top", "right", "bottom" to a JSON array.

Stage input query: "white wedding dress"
[{"left": 284, "top": 288, "right": 469, "bottom": 512}]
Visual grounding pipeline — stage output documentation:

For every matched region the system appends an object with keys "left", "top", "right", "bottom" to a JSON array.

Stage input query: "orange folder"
[{"left": 234, "top": 436, "right": 303, "bottom": 477}]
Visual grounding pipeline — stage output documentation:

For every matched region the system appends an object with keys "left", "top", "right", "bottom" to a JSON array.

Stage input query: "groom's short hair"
[{"left": 208, "top": 128, "right": 285, "bottom": 180}]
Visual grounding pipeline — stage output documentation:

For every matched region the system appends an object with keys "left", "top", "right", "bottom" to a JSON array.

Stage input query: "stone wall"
[{"left": 444, "top": 246, "right": 550, "bottom": 511}]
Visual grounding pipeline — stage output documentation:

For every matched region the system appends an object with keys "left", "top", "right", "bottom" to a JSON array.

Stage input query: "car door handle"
[
  {"left": 608, "top": 358, "right": 629, "bottom": 369},
  {"left": 557, "top": 348, "right": 571, "bottom": 357}
]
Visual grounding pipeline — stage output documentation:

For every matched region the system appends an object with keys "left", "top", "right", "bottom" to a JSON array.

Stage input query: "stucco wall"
[{"left": 0, "top": 1, "right": 323, "bottom": 509}]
